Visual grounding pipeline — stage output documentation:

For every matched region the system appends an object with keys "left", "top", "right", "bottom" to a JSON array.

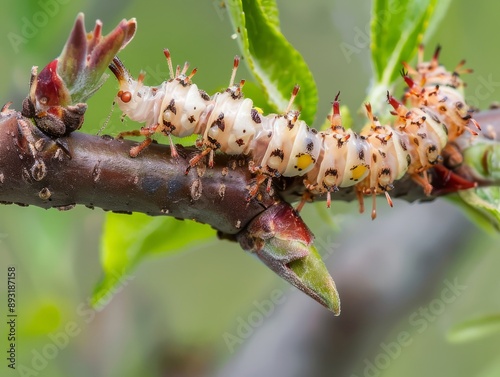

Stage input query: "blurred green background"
[{"left": 1, "top": 1, "right": 500, "bottom": 376}]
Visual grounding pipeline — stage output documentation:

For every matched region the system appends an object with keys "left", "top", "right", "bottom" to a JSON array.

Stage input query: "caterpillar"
[
  {"left": 109, "top": 50, "right": 322, "bottom": 187},
  {"left": 109, "top": 46, "right": 479, "bottom": 218}
]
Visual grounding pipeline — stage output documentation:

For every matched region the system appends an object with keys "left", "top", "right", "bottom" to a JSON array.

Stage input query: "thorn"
[
  {"left": 180, "top": 61, "right": 190, "bottom": 75},
  {"left": 163, "top": 49, "right": 175, "bottom": 79},
  {"left": 403, "top": 74, "right": 416, "bottom": 90},
  {"left": 285, "top": 85, "right": 300, "bottom": 113},
  {"left": 401, "top": 61, "right": 417, "bottom": 75},
  {"left": 137, "top": 71, "right": 146, "bottom": 85},
  {"left": 387, "top": 93, "right": 406, "bottom": 117},
  {"left": 229, "top": 56, "right": 240, "bottom": 87},
  {"left": 418, "top": 44, "right": 425, "bottom": 64},
  {"left": 330, "top": 93, "right": 343, "bottom": 130},
  {"left": 365, "top": 103, "right": 374, "bottom": 122},
  {"left": 432, "top": 45, "right": 442, "bottom": 68},
  {"left": 187, "top": 67, "right": 197, "bottom": 81},
  {"left": 1, "top": 102, "right": 13, "bottom": 113}
]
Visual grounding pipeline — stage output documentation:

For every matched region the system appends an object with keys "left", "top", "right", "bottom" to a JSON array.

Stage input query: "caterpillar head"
[{"left": 109, "top": 57, "right": 144, "bottom": 112}]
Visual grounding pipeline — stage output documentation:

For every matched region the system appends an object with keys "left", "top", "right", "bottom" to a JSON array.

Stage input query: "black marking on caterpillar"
[{"left": 109, "top": 46, "right": 479, "bottom": 219}]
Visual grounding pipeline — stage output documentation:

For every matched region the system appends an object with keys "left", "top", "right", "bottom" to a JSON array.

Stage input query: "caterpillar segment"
[
  {"left": 109, "top": 50, "right": 209, "bottom": 158},
  {"left": 402, "top": 74, "right": 480, "bottom": 140},
  {"left": 402, "top": 45, "right": 471, "bottom": 90},
  {"left": 247, "top": 85, "right": 322, "bottom": 198},
  {"left": 188, "top": 56, "right": 251, "bottom": 170},
  {"left": 303, "top": 93, "right": 369, "bottom": 210},
  {"left": 355, "top": 103, "right": 411, "bottom": 219},
  {"left": 402, "top": 46, "right": 480, "bottom": 139},
  {"left": 387, "top": 93, "right": 449, "bottom": 196}
]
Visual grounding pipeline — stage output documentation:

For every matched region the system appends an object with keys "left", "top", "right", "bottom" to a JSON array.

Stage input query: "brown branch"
[
  {"left": 0, "top": 110, "right": 277, "bottom": 235},
  {"left": 1, "top": 108, "right": 500, "bottom": 235}
]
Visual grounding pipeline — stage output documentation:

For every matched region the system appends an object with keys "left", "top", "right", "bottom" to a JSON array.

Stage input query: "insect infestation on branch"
[{"left": 108, "top": 45, "right": 480, "bottom": 219}]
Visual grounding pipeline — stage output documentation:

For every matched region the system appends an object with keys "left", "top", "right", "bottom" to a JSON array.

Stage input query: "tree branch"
[
  {"left": 1, "top": 108, "right": 499, "bottom": 235},
  {"left": 0, "top": 110, "right": 277, "bottom": 235}
]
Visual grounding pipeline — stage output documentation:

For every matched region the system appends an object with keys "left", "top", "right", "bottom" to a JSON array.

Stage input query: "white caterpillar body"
[
  {"left": 109, "top": 46, "right": 478, "bottom": 218},
  {"left": 110, "top": 53, "right": 321, "bottom": 178}
]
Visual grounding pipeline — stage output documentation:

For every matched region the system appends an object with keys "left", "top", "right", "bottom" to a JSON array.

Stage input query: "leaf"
[
  {"left": 226, "top": 0, "right": 318, "bottom": 125},
  {"left": 448, "top": 314, "right": 500, "bottom": 343},
  {"left": 453, "top": 140, "right": 500, "bottom": 232},
  {"left": 454, "top": 188, "right": 500, "bottom": 233},
  {"left": 368, "top": 0, "right": 451, "bottom": 113},
  {"left": 92, "top": 213, "right": 215, "bottom": 307},
  {"left": 463, "top": 140, "right": 500, "bottom": 182},
  {"left": 287, "top": 245, "right": 341, "bottom": 315}
]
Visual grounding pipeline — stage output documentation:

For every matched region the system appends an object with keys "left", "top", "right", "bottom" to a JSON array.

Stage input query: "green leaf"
[
  {"left": 453, "top": 188, "right": 500, "bottom": 233},
  {"left": 257, "top": 0, "right": 281, "bottom": 29},
  {"left": 92, "top": 213, "right": 215, "bottom": 307},
  {"left": 448, "top": 314, "right": 500, "bottom": 343},
  {"left": 287, "top": 245, "right": 341, "bottom": 315},
  {"left": 464, "top": 140, "right": 500, "bottom": 182},
  {"left": 226, "top": 0, "right": 318, "bottom": 125},
  {"left": 368, "top": 0, "right": 451, "bottom": 113},
  {"left": 452, "top": 140, "right": 500, "bottom": 232}
]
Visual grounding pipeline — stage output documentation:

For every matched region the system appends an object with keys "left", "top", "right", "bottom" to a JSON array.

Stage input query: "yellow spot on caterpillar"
[
  {"left": 254, "top": 107, "right": 264, "bottom": 114},
  {"left": 351, "top": 164, "right": 368, "bottom": 180},
  {"left": 296, "top": 153, "right": 314, "bottom": 171}
]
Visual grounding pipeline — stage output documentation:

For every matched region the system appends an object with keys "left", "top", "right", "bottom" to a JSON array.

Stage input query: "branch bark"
[
  {"left": 1, "top": 107, "right": 499, "bottom": 235},
  {"left": 0, "top": 110, "right": 277, "bottom": 235}
]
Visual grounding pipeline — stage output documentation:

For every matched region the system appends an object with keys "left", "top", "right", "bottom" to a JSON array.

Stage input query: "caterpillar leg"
[
  {"left": 411, "top": 171, "right": 433, "bottom": 196},
  {"left": 129, "top": 138, "right": 153, "bottom": 158},
  {"left": 296, "top": 189, "right": 314, "bottom": 212},
  {"left": 356, "top": 190, "right": 365, "bottom": 215},
  {"left": 116, "top": 129, "right": 153, "bottom": 157},
  {"left": 371, "top": 191, "right": 378, "bottom": 220},
  {"left": 167, "top": 134, "right": 180, "bottom": 159},
  {"left": 186, "top": 147, "right": 213, "bottom": 174},
  {"left": 247, "top": 174, "right": 269, "bottom": 200},
  {"left": 371, "top": 190, "right": 394, "bottom": 220},
  {"left": 117, "top": 124, "right": 160, "bottom": 157},
  {"left": 366, "top": 190, "right": 394, "bottom": 220},
  {"left": 246, "top": 168, "right": 278, "bottom": 201},
  {"left": 356, "top": 188, "right": 394, "bottom": 220},
  {"left": 442, "top": 143, "right": 463, "bottom": 168},
  {"left": 300, "top": 180, "right": 321, "bottom": 211}
]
